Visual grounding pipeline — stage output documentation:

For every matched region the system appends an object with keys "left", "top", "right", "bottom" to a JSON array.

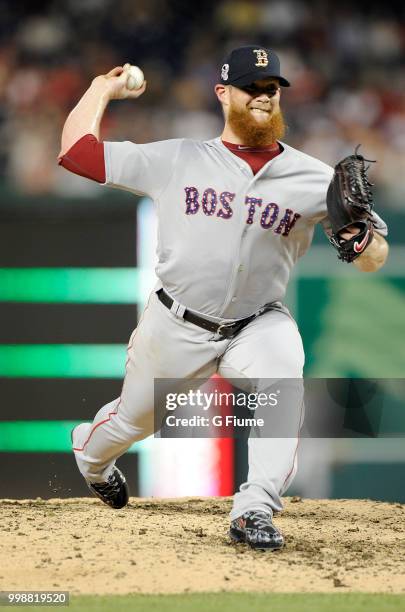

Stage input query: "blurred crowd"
[{"left": 0, "top": 0, "right": 404, "bottom": 207}]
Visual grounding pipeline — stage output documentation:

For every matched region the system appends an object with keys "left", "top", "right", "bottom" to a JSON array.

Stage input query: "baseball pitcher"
[{"left": 59, "top": 46, "right": 389, "bottom": 550}]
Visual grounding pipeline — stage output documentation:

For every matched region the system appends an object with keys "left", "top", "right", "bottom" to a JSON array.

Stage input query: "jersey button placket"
[
  {"left": 226, "top": 192, "right": 249, "bottom": 312},
  {"left": 220, "top": 176, "right": 250, "bottom": 315}
]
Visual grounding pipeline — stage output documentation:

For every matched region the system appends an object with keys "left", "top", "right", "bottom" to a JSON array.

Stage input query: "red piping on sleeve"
[{"left": 58, "top": 133, "right": 106, "bottom": 183}]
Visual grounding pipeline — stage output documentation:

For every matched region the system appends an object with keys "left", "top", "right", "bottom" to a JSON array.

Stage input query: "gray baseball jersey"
[
  {"left": 73, "top": 135, "right": 387, "bottom": 517},
  {"left": 104, "top": 137, "right": 388, "bottom": 319}
]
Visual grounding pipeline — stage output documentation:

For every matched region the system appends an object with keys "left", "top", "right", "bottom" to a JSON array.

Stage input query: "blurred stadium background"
[{"left": 0, "top": 0, "right": 404, "bottom": 502}]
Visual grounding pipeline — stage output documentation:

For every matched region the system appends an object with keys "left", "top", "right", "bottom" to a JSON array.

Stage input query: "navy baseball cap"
[{"left": 220, "top": 45, "right": 290, "bottom": 88}]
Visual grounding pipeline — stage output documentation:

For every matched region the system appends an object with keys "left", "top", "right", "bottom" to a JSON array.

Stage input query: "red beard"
[{"left": 228, "top": 105, "right": 286, "bottom": 147}]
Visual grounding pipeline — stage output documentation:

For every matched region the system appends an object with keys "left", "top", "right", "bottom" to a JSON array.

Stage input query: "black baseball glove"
[{"left": 326, "top": 146, "right": 375, "bottom": 263}]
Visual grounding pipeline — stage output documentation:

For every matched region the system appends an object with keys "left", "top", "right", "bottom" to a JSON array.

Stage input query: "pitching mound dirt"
[{"left": 0, "top": 497, "right": 404, "bottom": 594}]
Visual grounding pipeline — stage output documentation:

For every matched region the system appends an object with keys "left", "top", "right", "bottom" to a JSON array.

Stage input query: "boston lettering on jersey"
[{"left": 184, "top": 187, "right": 301, "bottom": 237}]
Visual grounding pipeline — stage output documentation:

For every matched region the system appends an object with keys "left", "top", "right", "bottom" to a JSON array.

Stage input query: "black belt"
[{"left": 157, "top": 288, "right": 274, "bottom": 340}]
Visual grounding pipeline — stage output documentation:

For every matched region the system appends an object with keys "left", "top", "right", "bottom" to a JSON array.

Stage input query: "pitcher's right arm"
[{"left": 58, "top": 66, "right": 146, "bottom": 182}]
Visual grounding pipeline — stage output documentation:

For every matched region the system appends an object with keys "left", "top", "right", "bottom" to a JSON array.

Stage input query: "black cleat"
[
  {"left": 229, "top": 510, "right": 284, "bottom": 551},
  {"left": 87, "top": 467, "right": 129, "bottom": 509}
]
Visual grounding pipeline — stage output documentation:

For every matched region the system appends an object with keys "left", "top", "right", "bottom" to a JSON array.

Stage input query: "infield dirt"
[{"left": 0, "top": 497, "right": 404, "bottom": 595}]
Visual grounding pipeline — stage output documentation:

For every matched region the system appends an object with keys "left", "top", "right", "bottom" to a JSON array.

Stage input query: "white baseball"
[{"left": 124, "top": 64, "right": 144, "bottom": 90}]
